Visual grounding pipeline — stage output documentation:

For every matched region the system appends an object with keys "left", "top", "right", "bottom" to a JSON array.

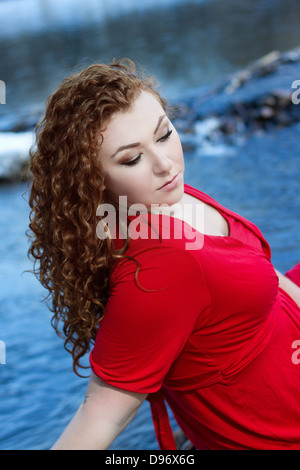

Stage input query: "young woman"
[{"left": 28, "top": 58, "right": 300, "bottom": 450}]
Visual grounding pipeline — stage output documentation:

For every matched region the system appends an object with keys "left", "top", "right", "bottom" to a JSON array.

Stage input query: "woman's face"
[{"left": 98, "top": 91, "right": 185, "bottom": 210}]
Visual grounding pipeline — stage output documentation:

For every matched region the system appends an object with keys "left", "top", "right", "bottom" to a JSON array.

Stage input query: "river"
[{"left": 0, "top": 0, "right": 300, "bottom": 450}]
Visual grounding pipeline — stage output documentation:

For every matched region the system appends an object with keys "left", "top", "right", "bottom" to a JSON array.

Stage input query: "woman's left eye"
[
  {"left": 120, "top": 129, "right": 173, "bottom": 167},
  {"left": 157, "top": 129, "right": 173, "bottom": 143},
  {"left": 121, "top": 154, "right": 142, "bottom": 166}
]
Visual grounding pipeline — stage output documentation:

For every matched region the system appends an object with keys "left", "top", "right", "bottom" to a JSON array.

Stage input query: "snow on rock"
[{"left": 0, "top": 131, "right": 35, "bottom": 181}]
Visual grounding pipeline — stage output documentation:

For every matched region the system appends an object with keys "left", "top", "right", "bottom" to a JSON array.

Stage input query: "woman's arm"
[
  {"left": 51, "top": 372, "right": 148, "bottom": 450},
  {"left": 275, "top": 269, "right": 300, "bottom": 308}
]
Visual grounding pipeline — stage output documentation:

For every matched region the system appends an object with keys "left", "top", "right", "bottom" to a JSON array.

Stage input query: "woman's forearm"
[
  {"left": 275, "top": 269, "right": 300, "bottom": 308},
  {"left": 51, "top": 372, "right": 147, "bottom": 450},
  {"left": 51, "top": 400, "right": 126, "bottom": 450}
]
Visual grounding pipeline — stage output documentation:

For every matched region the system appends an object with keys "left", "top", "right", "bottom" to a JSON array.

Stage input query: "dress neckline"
[
  {"left": 180, "top": 184, "right": 232, "bottom": 239},
  {"left": 124, "top": 183, "right": 272, "bottom": 260},
  {"left": 126, "top": 183, "right": 232, "bottom": 240}
]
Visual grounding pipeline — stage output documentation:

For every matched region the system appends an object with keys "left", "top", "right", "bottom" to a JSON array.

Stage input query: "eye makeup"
[{"left": 121, "top": 128, "right": 173, "bottom": 167}]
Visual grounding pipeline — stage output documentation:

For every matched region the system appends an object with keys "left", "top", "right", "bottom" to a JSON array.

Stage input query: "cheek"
[
  {"left": 104, "top": 167, "right": 148, "bottom": 198},
  {"left": 171, "top": 133, "right": 184, "bottom": 163}
]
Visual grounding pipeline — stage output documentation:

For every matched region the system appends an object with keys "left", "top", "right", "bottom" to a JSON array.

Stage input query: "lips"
[{"left": 157, "top": 173, "right": 178, "bottom": 190}]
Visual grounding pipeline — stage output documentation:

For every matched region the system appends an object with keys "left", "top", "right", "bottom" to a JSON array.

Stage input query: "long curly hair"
[{"left": 27, "top": 58, "right": 168, "bottom": 376}]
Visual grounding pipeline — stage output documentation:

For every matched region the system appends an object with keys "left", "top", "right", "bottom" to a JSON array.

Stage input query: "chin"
[{"left": 161, "top": 185, "right": 184, "bottom": 206}]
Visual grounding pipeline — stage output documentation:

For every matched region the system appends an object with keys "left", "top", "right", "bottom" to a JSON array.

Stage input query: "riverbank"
[
  {"left": 171, "top": 47, "right": 300, "bottom": 155},
  {"left": 0, "top": 46, "right": 300, "bottom": 182}
]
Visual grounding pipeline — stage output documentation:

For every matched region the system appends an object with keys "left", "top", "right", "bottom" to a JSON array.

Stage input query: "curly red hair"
[{"left": 27, "top": 58, "right": 167, "bottom": 376}]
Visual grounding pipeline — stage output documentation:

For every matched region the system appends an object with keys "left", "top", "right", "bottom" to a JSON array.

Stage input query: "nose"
[{"left": 151, "top": 149, "right": 173, "bottom": 174}]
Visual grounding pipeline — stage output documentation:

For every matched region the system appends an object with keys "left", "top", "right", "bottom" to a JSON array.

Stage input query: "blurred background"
[{"left": 0, "top": 0, "right": 300, "bottom": 450}]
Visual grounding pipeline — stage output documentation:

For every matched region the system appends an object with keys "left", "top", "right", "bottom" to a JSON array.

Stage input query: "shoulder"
[
  {"left": 184, "top": 183, "right": 271, "bottom": 257},
  {"left": 110, "top": 236, "right": 204, "bottom": 293},
  {"left": 184, "top": 182, "right": 211, "bottom": 203}
]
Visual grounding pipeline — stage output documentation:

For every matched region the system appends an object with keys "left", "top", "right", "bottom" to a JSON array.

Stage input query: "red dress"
[{"left": 90, "top": 183, "right": 300, "bottom": 450}]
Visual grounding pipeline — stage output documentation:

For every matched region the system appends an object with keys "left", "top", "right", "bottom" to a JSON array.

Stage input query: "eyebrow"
[
  {"left": 153, "top": 114, "right": 167, "bottom": 134},
  {"left": 111, "top": 142, "right": 141, "bottom": 158},
  {"left": 111, "top": 114, "right": 167, "bottom": 158}
]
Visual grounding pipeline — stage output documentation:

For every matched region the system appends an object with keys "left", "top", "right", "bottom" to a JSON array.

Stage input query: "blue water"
[
  {"left": 1, "top": 120, "right": 299, "bottom": 450},
  {"left": 0, "top": 183, "right": 159, "bottom": 450},
  {"left": 1, "top": 0, "right": 300, "bottom": 451}
]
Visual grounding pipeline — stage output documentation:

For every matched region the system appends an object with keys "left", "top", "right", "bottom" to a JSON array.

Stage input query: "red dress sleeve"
[
  {"left": 285, "top": 262, "right": 300, "bottom": 287},
  {"left": 90, "top": 244, "right": 208, "bottom": 394}
]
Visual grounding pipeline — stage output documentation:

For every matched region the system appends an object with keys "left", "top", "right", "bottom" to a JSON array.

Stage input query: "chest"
[
  {"left": 177, "top": 192, "right": 230, "bottom": 237},
  {"left": 164, "top": 237, "right": 279, "bottom": 388}
]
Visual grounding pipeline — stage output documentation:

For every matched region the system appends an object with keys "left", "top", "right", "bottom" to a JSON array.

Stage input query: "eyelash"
[{"left": 121, "top": 129, "right": 173, "bottom": 167}]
